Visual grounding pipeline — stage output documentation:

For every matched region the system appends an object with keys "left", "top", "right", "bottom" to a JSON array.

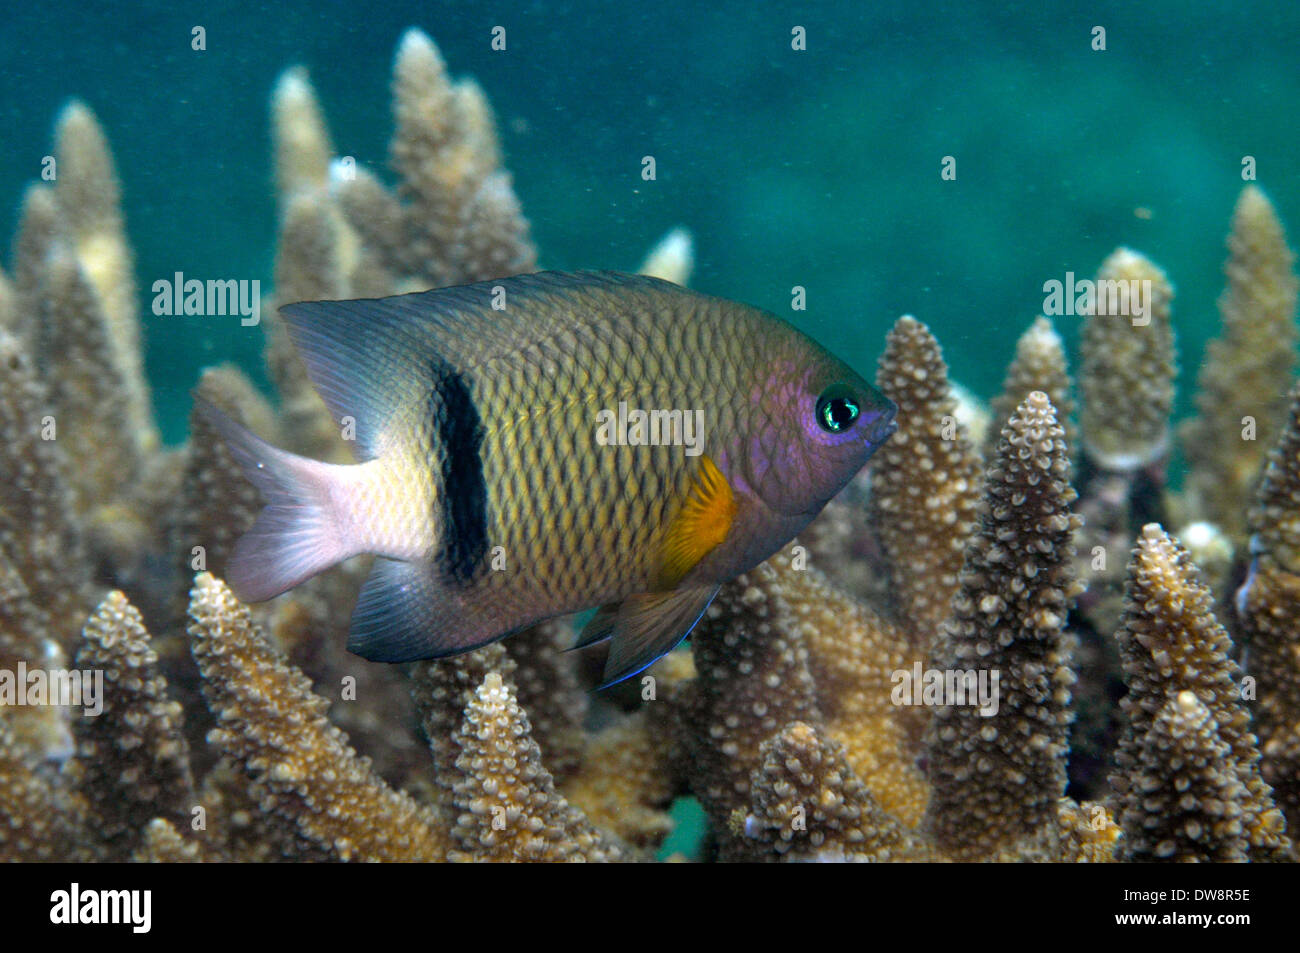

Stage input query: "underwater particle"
[
  {"left": 871, "top": 315, "right": 983, "bottom": 649},
  {"left": 638, "top": 227, "right": 695, "bottom": 286},
  {"left": 449, "top": 671, "right": 626, "bottom": 862},
  {"left": 271, "top": 67, "right": 335, "bottom": 204},
  {"left": 1078, "top": 248, "right": 1175, "bottom": 472},
  {"left": 1110, "top": 524, "right": 1291, "bottom": 861},
  {"left": 986, "top": 316, "right": 1075, "bottom": 461},
  {"left": 923, "top": 391, "right": 1082, "bottom": 860},
  {"left": 73, "top": 590, "right": 195, "bottom": 860},
  {"left": 1182, "top": 186, "right": 1299, "bottom": 545},
  {"left": 187, "top": 573, "right": 449, "bottom": 862},
  {"left": 1119, "top": 691, "right": 1253, "bottom": 862},
  {"left": 738, "top": 721, "right": 929, "bottom": 862}
]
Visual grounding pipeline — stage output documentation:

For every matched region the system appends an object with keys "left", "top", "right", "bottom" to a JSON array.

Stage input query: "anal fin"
[{"left": 595, "top": 585, "right": 720, "bottom": 688}]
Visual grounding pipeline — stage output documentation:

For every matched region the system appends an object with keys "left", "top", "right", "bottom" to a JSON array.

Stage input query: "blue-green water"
[{"left": 3, "top": 1, "right": 1299, "bottom": 445}]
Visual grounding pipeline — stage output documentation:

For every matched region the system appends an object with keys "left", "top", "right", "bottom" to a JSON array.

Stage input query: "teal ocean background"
[{"left": 3, "top": 0, "right": 1299, "bottom": 451}]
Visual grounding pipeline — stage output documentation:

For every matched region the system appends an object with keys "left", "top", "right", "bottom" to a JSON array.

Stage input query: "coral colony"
[{"left": 1, "top": 28, "right": 1298, "bottom": 862}]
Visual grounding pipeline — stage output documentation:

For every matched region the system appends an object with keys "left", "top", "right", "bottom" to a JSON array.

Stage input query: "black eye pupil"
[{"left": 816, "top": 387, "right": 860, "bottom": 433}]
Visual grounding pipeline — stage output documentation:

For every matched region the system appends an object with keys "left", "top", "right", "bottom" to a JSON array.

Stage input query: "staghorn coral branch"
[
  {"left": 1182, "top": 186, "right": 1298, "bottom": 545},
  {"left": 1237, "top": 381, "right": 1300, "bottom": 833},
  {"left": 73, "top": 590, "right": 195, "bottom": 860},
  {"left": 871, "top": 315, "right": 983, "bottom": 649},
  {"left": 736, "top": 721, "right": 929, "bottom": 862},
  {"left": 448, "top": 672, "right": 626, "bottom": 862},
  {"left": 986, "top": 316, "right": 1075, "bottom": 461},
  {"left": 1110, "top": 524, "right": 1290, "bottom": 861},
  {"left": 188, "top": 573, "right": 449, "bottom": 862},
  {"left": 1079, "top": 247, "right": 1176, "bottom": 473},
  {"left": 1119, "top": 690, "right": 1254, "bottom": 862},
  {"left": 924, "top": 391, "right": 1081, "bottom": 860}
]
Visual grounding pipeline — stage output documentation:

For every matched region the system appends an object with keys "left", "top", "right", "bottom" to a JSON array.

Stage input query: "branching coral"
[
  {"left": 1079, "top": 247, "right": 1176, "bottom": 473},
  {"left": 924, "top": 391, "right": 1082, "bottom": 860},
  {"left": 1110, "top": 525, "right": 1290, "bottom": 861},
  {"left": 189, "top": 573, "right": 449, "bottom": 862},
  {"left": 871, "top": 315, "right": 983, "bottom": 648},
  {"left": 987, "top": 316, "right": 1075, "bottom": 460},
  {"left": 448, "top": 672, "right": 625, "bottom": 862},
  {"left": 2, "top": 27, "right": 1299, "bottom": 866},
  {"left": 73, "top": 590, "right": 194, "bottom": 860},
  {"left": 1237, "top": 382, "right": 1300, "bottom": 833},
  {"left": 1183, "top": 186, "right": 1299, "bottom": 545}
]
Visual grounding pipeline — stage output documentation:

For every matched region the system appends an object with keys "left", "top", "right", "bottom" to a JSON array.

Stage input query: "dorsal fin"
[{"left": 278, "top": 271, "right": 696, "bottom": 460}]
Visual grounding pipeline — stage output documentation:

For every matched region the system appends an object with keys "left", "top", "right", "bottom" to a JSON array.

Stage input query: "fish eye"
[{"left": 815, "top": 384, "right": 860, "bottom": 433}]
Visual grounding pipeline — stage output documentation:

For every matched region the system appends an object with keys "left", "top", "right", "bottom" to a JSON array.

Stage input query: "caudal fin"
[{"left": 195, "top": 397, "right": 354, "bottom": 602}]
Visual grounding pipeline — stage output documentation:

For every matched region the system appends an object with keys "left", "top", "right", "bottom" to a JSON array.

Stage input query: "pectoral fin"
[
  {"left": 657, "top": 454, "right": 736, "bottom": 589},
  {"left": 591, "top": 585, "right": 720, "bottom": 688}
]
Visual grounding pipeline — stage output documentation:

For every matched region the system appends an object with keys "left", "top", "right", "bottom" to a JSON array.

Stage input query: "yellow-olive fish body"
[{"left": 202, "top": 271, "right": 896, "bottom": 684}]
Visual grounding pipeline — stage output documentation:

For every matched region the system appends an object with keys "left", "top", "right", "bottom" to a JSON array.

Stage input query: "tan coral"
[
  {"left": 924, "top": 392, "right": 1082, "bottom": 860},
  {"left": 1110, "top": 524, "right": 1290, "bottom": 861},
  {"left": 871, "top": 315, "right": 983, "bottom": 648},
  {"left": 73, "top": 591, "right": 195, "bottom": 859},
  {"left": 132, "top": 818, "right": 205, "bottom": 863},
  {"left": 987, "top": 316, "right": 1075, "bottom": 459},
  {"left": 188, "top": 573, "right": 449, "bottom": 862},
  {"left": 449, "top": 672, "right": 625, "bottom": 862},
  {"left": 271, "top": 67, "right": 335, "bottom": 203},
  {"left": 0, "top": 714, "right": 84, "bottom": 861},
  {"left": 1119, "top": 691, "right": 1254, "bottom": 862},
  {"left": 1237, "top": 382, "right": 1300, "bottom": 833},
  {"left": 562, "top": 709, "right": 677, "bottom": 849},
  {"left": 0, "top": 329, "right": 88, "bottom": 644},
  {"left": 678, "top": 559, "right": 823, "bottom": 837},
  {"left": 175, "top": 366, "right": 277, "bottom": 588},
  {"left": 1182, "top": 186, "right": 1298, "bottom": 543},
  {"left": 736, "top": 721, "right": 929, "bottom": 862},
  {"left": 776, "top": 557, "right": 928, "bottom": 826},
  {"left": 1079, "top": 248, "right": 1176, "bottom": 471}
]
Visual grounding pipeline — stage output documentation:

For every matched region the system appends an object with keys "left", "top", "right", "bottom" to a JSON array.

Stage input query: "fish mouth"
[{"left": 866, "top": 413, "right": 898, "bottom": 448}]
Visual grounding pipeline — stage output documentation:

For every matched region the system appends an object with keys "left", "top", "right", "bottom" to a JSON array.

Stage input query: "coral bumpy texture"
[{"left": 1, "top": 28, "right": 1298, "bottom": 862}]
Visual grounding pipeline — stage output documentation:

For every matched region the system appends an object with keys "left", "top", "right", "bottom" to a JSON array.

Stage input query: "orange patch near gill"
[{"left": 656, "top": 454, "right": 736, "bottom": 589}]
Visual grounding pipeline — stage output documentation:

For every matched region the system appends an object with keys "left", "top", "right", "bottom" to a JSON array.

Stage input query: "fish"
[{"left": 199, "top": 271, "right": 897, "bottom": 686}]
